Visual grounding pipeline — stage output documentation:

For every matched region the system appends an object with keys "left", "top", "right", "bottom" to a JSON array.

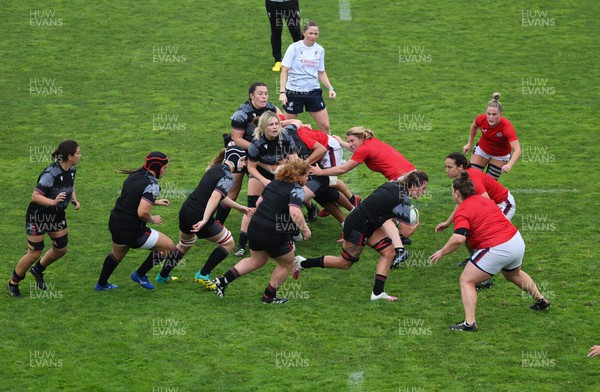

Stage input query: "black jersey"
[
  {"left": 250, "top": 180, "right": 305, "bottom": 233},
  {"left": 248, "top": 125, "right": 298, "bottom": 178},
  {"left": 184, "top": 163, "right": 233, "bottom": 214},
  {"left": 285, "top": 125, "right": 312, "bottom": 160},
  {"left": 29, "top": 162, "right": 77, "bottom": 213},
  {"left": 230, "top": 101, "right": 278, "bottom": 143},
  {"left": 351, "top": 182, "right": 412, "bottom": 231},
  {"left": 110, "top": 170, "right": 160, "bottom": 231}
]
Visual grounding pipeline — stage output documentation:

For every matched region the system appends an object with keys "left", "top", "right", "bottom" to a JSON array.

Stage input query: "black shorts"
[
  {"left": 342, "top": 211, "right": 377, "bottom": 246},
  {"left": 179, "top": 203, "right": 224, "bottom": 239},
  {"left": 26, "top": 207, "right": 67, "bottom": 236},
  {"left": 108, "top": 216, "right": 153, "bottom": 249},
  {"left": 283, "top": 88, "right": 326, "bottom": 114},
  {"left": 248, "top": 221, "right": 294, "bottom": 258},
  {"left": 307, "top": 175, "right": 339, "bottom": 206}
]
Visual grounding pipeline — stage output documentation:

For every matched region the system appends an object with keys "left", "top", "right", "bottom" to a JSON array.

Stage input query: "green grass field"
[{"left": 1, "top": 1, "right": 599, "bottom": 391}]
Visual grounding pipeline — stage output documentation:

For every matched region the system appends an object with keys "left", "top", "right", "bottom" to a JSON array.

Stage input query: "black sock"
[
  {"left": 349, "top": 195, "right": 356, "bottom": 205},
  {"left": 159, "top": 248, "right": 185, "bottom": 278},
  {"left": 33, "top": 260, "right": 46, "bottom": 273},
  {"left": 221, "top": 267, "right": 240, "bottom": 286},
  {"left": 200, "top": 247, "right": 229, "bottom": 276},
  {"left": 262, "top": 283, "right": 277, "bottom": 299},
  {"left": 238, "top": 232, "right": 248, "bottom": 248},
  {"left": 137, "top": 250, "right": 163, "bottom": 277},
  {"left": 373, "top": 274, "right": 387, "bottom": 295},
  {"left": 98, "top": 254, "right": 120, "bottom": 286},
  {"left": 215, "top": 204, "right": 231, "bottom": 224},
  {"left": 302, "top": 256, "right": 324, "bottom": 269}
]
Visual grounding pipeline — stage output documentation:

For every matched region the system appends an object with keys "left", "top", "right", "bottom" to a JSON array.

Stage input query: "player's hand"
[
  {"left": 501, "top": 164, "right": 512, "bottom": 173},
  {"left": 71, "top": 199, "right": 80, "bottom": 210},
  {"left": 302, "top": 227, "right": 311, "bottom": 241},
  {"left": 463, "top": 144, "right": 471, "bottom": 155},
  {"left": 155, "top": 199, "right": 170, "bottom": 206},
  {"left": 191, "top": 219, "right": 208, "bottom": 232},
  {"left": 435, "top": 222, "right": 449, "bottom": 233},
  {"left": 54, "top": 192, "right": 66, "bottom": 206},
  {"left": 310, "top": 165, "right": 323, "bottom": 176},
  {"left": 429, "top": 250, "right": 444, "bottom": 263},
  {"left": 241, "top": 206, "right": 254, "bottom": 217},
  {"left": 152, "top": 215, "right": 163, "bottom": 225},
  {"left": 329, "top": 90, "right": 336, "bottom": 100},
  {"left": 589, "top": 346, "right": 600, "bottom": 358}
]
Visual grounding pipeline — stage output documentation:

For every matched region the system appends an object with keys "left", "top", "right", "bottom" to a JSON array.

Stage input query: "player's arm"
[
  {"left": 429, "top": 231, "right": 467, "bottom": 262},
  {"left": 436, "top": 204, "right": 458, "bottom": 232},
  {"left": 311, "top": 159, "right": 360, "bottom": 176},
  {"left": 138, "top": 198, "right": 161, "bottom": 224},
  {"left": 290, "top": 204, "right": 311, "bottom": 240},
  {"left": 221, "top": 197, "right": 253, "bottom": 216},
  {"left": 399, "top": 220, "right": 419, "bottom": 238},
  {"left": 71, "top": 187, "right": 80, "bottom": 210},
  {"left": 463, "top": 120, "right": 479, "bottom": 155},
  {"left": 231, "top": 128, "right": 251, "bottom": 150},
  {"left": 332, "top": 135, "right": 351, "bottom": 151},
  {"left": 502, "top": 140, "right": 521, "bottom": 173},
  {"left": 305, "top": 142, "right": 327, "bottom": 165},
  {"left": 31, "top": 189, "right": 66, "bottom": 207},
  {"left": 247, "top": 160, "right": 271, "bottom": 187}
]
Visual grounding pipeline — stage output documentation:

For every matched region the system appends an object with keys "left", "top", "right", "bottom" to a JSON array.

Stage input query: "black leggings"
[{"left": 265, "top": 0, "right": 302, "bottom": 61}]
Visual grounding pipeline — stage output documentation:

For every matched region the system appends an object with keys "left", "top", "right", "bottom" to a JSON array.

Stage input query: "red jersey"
[
  {"left": 474, "top": 114, "right": 518, "bottom": 156},
  {"left": 466, "top": 167, "right": 509, "bottom": 203},
  {"left": 297, "top": 126, "right": 329, "bottom": 151},
  {"left": 454, "top": 195, "right": 517, "bottom": 249},
  {"left": 351, "top": 138, "right": 415, "bottom": 180}
]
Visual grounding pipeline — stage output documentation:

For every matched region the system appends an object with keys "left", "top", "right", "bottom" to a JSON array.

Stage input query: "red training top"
[
  {"left": 474, "top": 114, "right": 518, "bottom": 156},
  {"left": 297, "top": 126, "right": 329, "bottom": 150},
  {"left": 454, "top": 195, "right": 517, "bottom": 249},
  {"left": 466, "top": 167, "right": 509, "bottom": 203},
  {"left": 351, "top": 138, "right": 415, "bottom": 180}
]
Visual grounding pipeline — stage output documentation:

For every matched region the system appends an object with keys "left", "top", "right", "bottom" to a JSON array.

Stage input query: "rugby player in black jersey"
[
  {"left": 213, "top": 158, "right": 311, "bottom": 304},
  {"left": 293, "top": 171, "right": 429, "bottom": 301},
  {"left": 95, "top": 152, "right": 176, "bottom": 291},
  {"left": 8, "top": 140, "right": 81, "bottom": 298},
  {"left": 154, "top": 147, "right": 253, "bottom": 290},
  {"left": 216, "top": 82, "right": 285, "bottom": 227},
  {"left": 234, "top": 111, "right": 302, "bottom": 257}
]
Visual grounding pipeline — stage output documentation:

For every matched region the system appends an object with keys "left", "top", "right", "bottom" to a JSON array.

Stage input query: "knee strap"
[
  {"left": 341, "top": 248, "right": 360, "bottom": 263},
  {"left": 247, "top": 195, "right": 260, "bottom": 208},
  {"left": 52, "top": 234, "right": 68, "bottom": 249},
  {"left": 28, "top": 240, "right": 45, "bottom": 251},
  {"left": 178, "top": 236, "right": 197, "bottom": 248},
  {"left": 371, "top": 237, "right": 392, "bottom": 253},
  {"left": 216, "top": 229, "right": 233, "bottom": 246}
]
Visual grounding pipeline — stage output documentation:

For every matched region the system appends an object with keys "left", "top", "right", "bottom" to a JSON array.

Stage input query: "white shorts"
[
  {"left": 497, "top": 191, "right": 516, "bottom": 220},
  {"left": 469, "top": 231, "right": 524, "bottom": 275},
  {"left": 320, "top": 136, "right": 343, "bottom": 169},
  {"left": 473, "top": 144, "right": 511, "bottom": 162},
  {"left": 140, "top": 228, "right": 159, "bottom": 250}
]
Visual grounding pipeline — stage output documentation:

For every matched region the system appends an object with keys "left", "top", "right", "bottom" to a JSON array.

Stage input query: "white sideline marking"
[
  {"left": 339, "top": 0, "right": 352, "bottom": 21},
  {"left": 512, "top": 188, "right": 579, "bottom": 194},
  {"left": 348, "top": 371, "right": 364, "bottom": 391}
]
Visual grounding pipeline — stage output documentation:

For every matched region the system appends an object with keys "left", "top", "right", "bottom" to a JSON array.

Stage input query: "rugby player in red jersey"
[
  {"left": 430, "top": 173, "right": 550, "bottom": 332},
  {"left": 463, "top": 92, "right": 521, "bottom": 180}
]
